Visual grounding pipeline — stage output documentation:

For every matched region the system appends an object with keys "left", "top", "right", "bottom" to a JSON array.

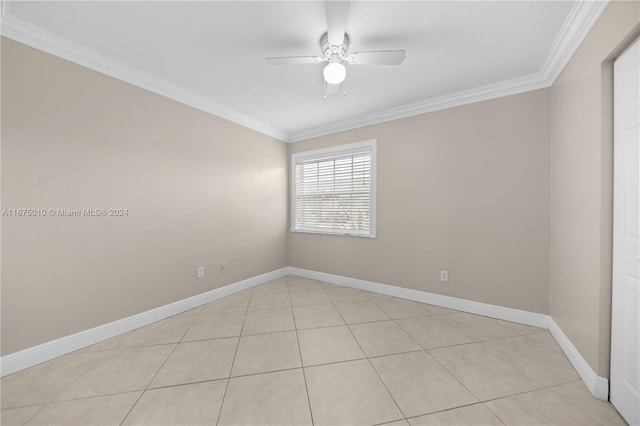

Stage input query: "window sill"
[{"left": 291, "top": 229, "right": 376, "bottom": 238}]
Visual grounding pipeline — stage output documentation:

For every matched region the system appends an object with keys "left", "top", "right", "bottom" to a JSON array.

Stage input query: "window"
[{"left": 291, "top": 140, "right": 376, "bottom": 237}]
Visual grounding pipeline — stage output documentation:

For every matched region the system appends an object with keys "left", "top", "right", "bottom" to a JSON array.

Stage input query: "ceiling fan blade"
[
  {"left": 326, "top": 1, "right": 349, "bottom": 46},
  {"left": 348, "top": 50, "right": 406, "bottom": 65},
  {"left": 266, "top": 56, "right": 323, "bottom": 65}
]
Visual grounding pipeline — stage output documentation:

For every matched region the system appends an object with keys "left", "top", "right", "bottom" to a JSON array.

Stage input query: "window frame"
[{"left": 290, "top": 139, "right": 377, "bottom": 238}]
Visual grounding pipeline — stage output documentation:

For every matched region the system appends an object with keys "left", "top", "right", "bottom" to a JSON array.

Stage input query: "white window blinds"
[{"left": 291, "top": 140, "right": 376, "bottom": 237}]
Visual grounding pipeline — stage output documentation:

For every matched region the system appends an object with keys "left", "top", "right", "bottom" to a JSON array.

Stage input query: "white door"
[{"left": 612, "top": 36, "right": 640, "bottom": 426}]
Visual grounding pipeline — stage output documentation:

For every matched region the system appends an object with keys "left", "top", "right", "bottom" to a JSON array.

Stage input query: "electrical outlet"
[
  {"left": 196, "top": 266, "right": 204, "bottom": 278},
  {"left": 220, "top": 262, "right": 227, "bottom": 273},
  {"left": 440, "top": 271, "right": 448, "bottom": 282}
]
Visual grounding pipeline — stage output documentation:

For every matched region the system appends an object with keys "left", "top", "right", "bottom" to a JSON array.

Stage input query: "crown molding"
[
  {"left": 540, "top": 0, "right": 609, "bottom": 85},
  {"left": 288, "top": 0, "right": 609, "bottom": 142},
  {"left": 288, "top": 72, "right": 550, "bottom": 142},
  {"left": 1, "top": 0, "right": 608, "bottom": 144},
  {"left": 0, "top": 4, "right": 289, "bottom": 142}
]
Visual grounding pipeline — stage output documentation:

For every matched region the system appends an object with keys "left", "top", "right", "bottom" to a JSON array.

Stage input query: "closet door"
[{"left": 611, "top": 36, "right": 640, "bottom": 426}]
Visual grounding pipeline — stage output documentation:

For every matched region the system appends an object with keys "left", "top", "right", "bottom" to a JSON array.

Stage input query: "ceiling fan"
[{"left": 265, "top": 1, "right": 406, "bottom": 98}]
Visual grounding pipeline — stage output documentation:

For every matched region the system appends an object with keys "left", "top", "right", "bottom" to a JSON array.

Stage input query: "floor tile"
[
  {"left": 181, "top": 311, "right": 245, "bottom": 341},
  {"left": 231, "top": 331, "right": 301, "bottom": 376},
  {"left": 492, "top": 318, "right": 539, "bottom": 336},
  {"left": 170, "top": 306, "right": 203, "bottom": 318},
  {"left": 199, "top": 294, "right": 250, "bottom": 314},
  {"left": 78, "top": 335, "right": 124, "bottom": 352},
  {"left": 380, "top": 420, "right": 410, "bottom": 426},
  {"left": 115, "top": 316, "right": 194, "bottom": 348},
  {"left": 422, "top": 304, "right": 461, "bottom": 315},
  {"left": 293, "top": 304, "right": 345, "bottom": 330},
  {"left": 290, "top": 289, "right": 332, "bottom": 306},
  {"left": 547, "top": 381, "right": 627, "bottom": 425},
  {"left": 1, "top": 406, "right": 43, "bottom": 425},
  {"left": 484, "top": 388, "right": 595, "bottom": 425},
  {"left": 525, "top": 331, "right": 565, "bottom": 352},
  {"left": 248, "top": 291, "right": 291, "bottom": 310},
  {"left": 430, "top": 343, "right": 540, "bottom": 401},
  {"left": 335, "top": 300, "right": 390, "bottom": 324},
  {"left": 218, "top": 369, "right": 312, "bottom": 425},
  {"left": 286, "top": 275, "right": 317, "bottom": 284},
  {"left": 26, "top": 392, "right": 140, "bottom": 425},
  {"left": 123, "top": 381, "right": 226, "bottom": 425},
  {"left": 396, "top": 315, "right": 472, "bottom": 349},
  {"left": 407, "top": 403, "right": 503, "bottom": 425},
  {"left": 56, "top": 345, "right": 174, "bottom": 400},
  {"left": 1, "top": 352, "right": 105, "bottom": 409},
  {"left": 349, "top": 321, "right": 422, "bottom": 357},
  {"left": 365, "top": 292, "right": 397, "bottom": 304},
  {"left": 320, "top": 281, "right": 343, "bottom": 290},
  {"left": 242, "top": 307, "right": 295, "bottom": 335},
  {"left": 375, "top": 298, "right": 432, "bottom": 319},
  {"left": 370, "top": 351, "right": 478, "bottom": 418},
  {"left": 438, "top": 312, "right": 530, "bottom": 341},
  {"left": 327, "top": 287, "right": 370, "bottom": 303},
  {"left": 252, "top": 280, "right": 289, "bottom": 294},
  {"left": 149, "top": 338, "right": 237, "bottom": 387},
  {"left": 298, "top": 325, "right": 365, "bottom": 366},
  {"left": 479, "top": 334, "right": 579, "bottom": 387},
  {"left": 288, "top": 277, "right": 324, "bottom": 292},
  {"left": 305, "top": 359, "right": 403, "bottom": 426}
]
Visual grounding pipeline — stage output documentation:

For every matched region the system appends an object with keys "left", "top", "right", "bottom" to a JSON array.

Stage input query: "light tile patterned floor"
[{"left": 0, "top": 275, "right": 627, "bottom": 425}]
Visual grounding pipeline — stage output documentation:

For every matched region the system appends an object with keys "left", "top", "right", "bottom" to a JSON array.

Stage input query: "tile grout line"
[
  {"left": 3, "top": 346, "right": 176, "bottom": 408},
  {"left": 424, "top": 342, "right": 571, "bottom": 422},
  {"left": 475, "top": 385, "right": 582, "bottom": 426},
  {"left": 423, "top": 344, "right": 486, "bottom": 407},
  {"left": 331, "top": 290, "right": 408, "bottom": 424},
  {"left": 361, "top": 288, "right": 506, "bottom": 423},
  {"left": 398, "top": 401, "right": 504, "bottom": 425},
  {"left": 480, "top": 402, "right": 508, "bottom": 426},
  {"left": 214, "top": 287, "right": 253, "bottom": 426},
  {"left": 226, "top": 365, "right": 308, "bottom": 381},
  {"left": 11, "top": 344, "right": 113, "bottom": 422},
  {"left": 410, "top": 312, "right": 556, "bottom": 388},
  {"left": 135, "top": 377, "right": 228, "bottom": 392},
  {"left": 119, "top": 315, "right": 198, "bottom": 425},
  {"left": 476, "top": 386, "right": 560, "bottom": 404},
  {"left": 219, "top": 348, "right": 461, "bottom": 381},
  {"left": 287, "top": 277, "right": 316, "bottom": 426},
  {"left": 472, "top": 334, "right": 577, "bottom": 390},
  {"left": 7, "top": 403, "right": 47, "bottom": 425}
]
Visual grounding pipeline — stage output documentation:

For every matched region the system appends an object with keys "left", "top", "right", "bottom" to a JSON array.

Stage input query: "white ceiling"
[{"left": 1, "top": 1, "right": 607, "bottom": 142}]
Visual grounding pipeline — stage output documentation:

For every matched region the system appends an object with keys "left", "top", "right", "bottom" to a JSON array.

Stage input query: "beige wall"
[
  {"left": 0, "top": 38, "right": 288, "bottom": 355},
  {"left": 549, "top": 0, "right": 640, "bottom": 378},
  {"left": 289, "top": 89, "right": 551, "bottom": 314}
]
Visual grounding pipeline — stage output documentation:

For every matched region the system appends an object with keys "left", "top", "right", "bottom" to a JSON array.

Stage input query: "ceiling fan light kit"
[
  {"left": 265, "top": 0, "right": 406, "bottom": 99},
  {"left": 323, "top": 62, "right": 347, "bottom": 85}
]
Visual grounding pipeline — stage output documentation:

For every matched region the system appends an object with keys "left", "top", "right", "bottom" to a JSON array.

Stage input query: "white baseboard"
[
  {"left": 287, "top": 267, "right": 549, "bottom": 329},
  {"left": 548, "top": 317, "right": 609, "bottom": 400},
  {"left": 0, "top": 267, "right": 288, "bottom": 377}
]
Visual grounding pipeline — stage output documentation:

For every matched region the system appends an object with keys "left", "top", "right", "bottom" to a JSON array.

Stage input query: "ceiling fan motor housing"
[{"left": 321, "top": 32, "right": 350, "bottom": 62}]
